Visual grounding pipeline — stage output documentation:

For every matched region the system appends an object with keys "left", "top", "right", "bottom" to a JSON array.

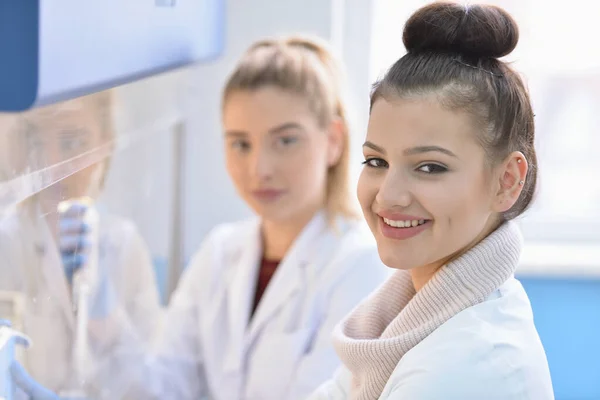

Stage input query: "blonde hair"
[{"left": 222, "top": 35, "right": 358, "bottom": 221}]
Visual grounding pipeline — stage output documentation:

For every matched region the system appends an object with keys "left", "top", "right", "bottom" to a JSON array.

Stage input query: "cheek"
[
  {"left": 287, "top": 144, "right": 327, "bottom": 183},
  {"left": 357, "top": 170, "right": 377, "bottom": 212},
  {"left": 43, "top": 143, "right": 63, "bottom": 166},
  {"left": 64, "top": 166, "right": 95, "bottom": 192},
  {"left": 225, "top": 155, "right": 246, "bottom": 185},
  {"left": 423, "top": 171, "right": 492, "bottom": 224}
]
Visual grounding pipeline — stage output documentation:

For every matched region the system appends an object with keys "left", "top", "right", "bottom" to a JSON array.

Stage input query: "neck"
[
  {"left": 261, "top": 208, "right": 321, "bottom": 260},
  {"left": 409, "top": 262, "right": 442, "bottom": 292}
]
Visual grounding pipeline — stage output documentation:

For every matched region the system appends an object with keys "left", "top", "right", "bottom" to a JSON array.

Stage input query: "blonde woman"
[{"left": 0, "top": 91, "right": 162, "bottom": 399}]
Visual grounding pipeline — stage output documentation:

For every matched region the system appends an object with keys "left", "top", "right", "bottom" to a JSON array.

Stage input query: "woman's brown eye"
[
  {"left": 417, "top": 164, "right": 447, "bottom": 174},
  {"left": 362, "top": 158, "right": 388, "bottom": 168}
]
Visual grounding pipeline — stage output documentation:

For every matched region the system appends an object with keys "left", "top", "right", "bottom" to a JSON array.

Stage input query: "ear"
[
  {"left": 492, "top": 151, "right": 528, "bottom": 213},
  {"left": 326, "top": 117, "right": 345, "bottom": 167}
]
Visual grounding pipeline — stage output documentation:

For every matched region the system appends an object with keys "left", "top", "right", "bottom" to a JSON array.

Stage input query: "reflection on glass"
[
  {"left": 0, "top": 91, "right": 163, "bottom": 399},
  {"left": 0, "top": 92, "right": 114, "bottom": 212}
]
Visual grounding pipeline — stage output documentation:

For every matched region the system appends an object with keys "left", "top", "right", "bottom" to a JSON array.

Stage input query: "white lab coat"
[
  {"left": 0, "top": 205, "right": 162, "bottom": 398},
  {"left": 308, "top": 277, "right": 555, "bottom": 399},
  {"left": 116, "top": 211, "right": 390, "bottom": 400}
]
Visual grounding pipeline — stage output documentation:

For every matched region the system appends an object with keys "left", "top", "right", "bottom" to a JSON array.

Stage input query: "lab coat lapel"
[
  {"left": 223, "top": 219, "right": 262, "bottom": 372},
  {"left": 246, "top": 212, "right": 328, "bottom": 341},
  {"left": 20, "top": 208, "right": 75, "bottom": 330}
]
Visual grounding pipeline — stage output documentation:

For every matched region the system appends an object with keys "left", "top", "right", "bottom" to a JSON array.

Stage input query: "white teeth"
[{"left": 382, "top": 218, "right": 427, "bottom": 229}]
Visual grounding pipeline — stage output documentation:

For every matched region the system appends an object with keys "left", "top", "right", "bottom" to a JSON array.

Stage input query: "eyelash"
[
  {"left": 231, "top": 140, "right": 250, "bottom": 151},
  {"left": 278, "top": 136, "right": 298, "bottom": 146},
  {"left": 361, "top": 158, "right": 448, "bottom": 174},
  {"left": 362, "top": 158, "right": 388, "bottom": 168}
]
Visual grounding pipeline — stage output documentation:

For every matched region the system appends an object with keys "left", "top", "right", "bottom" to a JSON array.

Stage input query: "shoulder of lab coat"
[
  {"left": 97, "top": 214, "right": 164, "bottom": 342},
  {"left": 306, "top": 365, "right": 352, "bottom": 400},
  {"left": 120, "top": 219, "right": 256, "bottom": 399},
  {"left": 100, "top": 214, "right": 161, "bottom": 302},
  {"left": 80, "top": 214, "right": 164, "bottom": 399},
  {"left": 0, "top": 212, "right": 23, "bottom": 287},
  {"left": 287, "top": 217, "right": 390, "bottom": 400},
  {"left": 159, "top": 216, "right": 390, "bottom": 400},
  {"left": 384, "top": 277, "right": 554, "bottom": 400},
  {"left": 173, "top": 217, "right": 258, "bottom": 299},
  {"left": 309, "top": 278, "right": 554, "bottom": 400},
  {"left": 0, "top": 208, "right": 37, "bottom": 290}
]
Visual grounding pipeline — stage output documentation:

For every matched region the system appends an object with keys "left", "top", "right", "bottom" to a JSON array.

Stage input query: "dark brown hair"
[
  {"left": 371, "top": 2, "right": 536, "bottom": 220},
  {"left": 222, "top": 35, "right": 358, "bottom": 220}
]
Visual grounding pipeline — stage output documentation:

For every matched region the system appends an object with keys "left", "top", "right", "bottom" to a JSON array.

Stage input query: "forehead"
[
  {"left": 367, "top": 95, "right": 479, "bottom": 152},
  {"left": 223, "top": 87, "right": 318, "bottom": 131}
]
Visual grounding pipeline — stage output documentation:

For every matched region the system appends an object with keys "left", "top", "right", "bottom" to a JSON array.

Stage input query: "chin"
[
  {"left": 376, "top": 247, "right": 418, "bottom": 271},
  {"left": 255, "top": 207, "right": 298, "bottom": 223}
]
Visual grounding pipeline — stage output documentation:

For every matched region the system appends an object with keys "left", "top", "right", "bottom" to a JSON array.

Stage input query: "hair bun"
[{"left": 402, "top": 2, "right": 519, "bottom": 59}]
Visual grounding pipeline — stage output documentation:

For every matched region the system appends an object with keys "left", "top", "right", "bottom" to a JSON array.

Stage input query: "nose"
[
  {"left": 250, "top": 144, "right": 275, "bottom": 182},
  {"left": 375, "top": 168, "right": 412, "bottom": 208}
]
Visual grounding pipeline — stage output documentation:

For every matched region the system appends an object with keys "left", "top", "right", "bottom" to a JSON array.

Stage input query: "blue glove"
[
  {"left": 58, "top": 203, "right": 92, "bottom": 285},
  {"left": 10, "top": 361, "right": 61, "bottom": 400},
  {"left": 58, "top": 202, "right": 116, "bottom": 320},
  {"left": 0, "top": 321, "right": 61, "bottom": 400}
]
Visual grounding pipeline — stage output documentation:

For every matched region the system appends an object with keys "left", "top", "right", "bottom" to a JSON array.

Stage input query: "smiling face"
[
  {"left": 357, "top": 95, "right": 526, "bottom": 272},
  {"left": 222, "top": 87, "right": 343, "bottom": 224}
]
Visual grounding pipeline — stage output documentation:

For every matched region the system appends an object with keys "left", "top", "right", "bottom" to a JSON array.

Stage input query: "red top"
[{"left": 251, "top": 257, "right": 280, "bottom": 317}]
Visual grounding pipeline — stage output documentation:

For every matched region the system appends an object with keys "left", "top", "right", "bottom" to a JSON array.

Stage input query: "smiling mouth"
[{"left": 382, "top": 217, "right": 428, "bottom": 228}]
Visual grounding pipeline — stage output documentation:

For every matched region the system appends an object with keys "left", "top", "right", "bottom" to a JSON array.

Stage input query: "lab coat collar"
[
  {"left": 223, "top": 218, "right": 262, "bottom": 373},
  {"left": 223, "top": 210, "right": 335, "bottom": 373},
  {"left": 19, "top": 205, "right": 75, "bottom": 330},
  {"left": 246, "top": 210, "right": 330, "bottom": 339},
  {"left": 224, "top": 212, "right": 346, "bottom": 372}
]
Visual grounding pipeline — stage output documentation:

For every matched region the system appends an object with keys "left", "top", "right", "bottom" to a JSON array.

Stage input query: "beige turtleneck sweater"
[{"left": 332, "top": 221, "right": 522, "bottom": 399}]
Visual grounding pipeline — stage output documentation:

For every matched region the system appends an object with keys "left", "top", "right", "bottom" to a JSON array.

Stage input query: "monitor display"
[{"left": 0, "top": 0, "right": 225, "bottom": 112}]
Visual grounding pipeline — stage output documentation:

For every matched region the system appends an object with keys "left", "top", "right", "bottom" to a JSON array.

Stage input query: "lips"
[
  {"left": 376, "top": 211, "right": 431, "bottom": 240},
  {"left": 252, "top": 189, "right": 285, "bottom": 202},
  {"left": 382, "top": 217, "right": 427, "bottom": 228}
]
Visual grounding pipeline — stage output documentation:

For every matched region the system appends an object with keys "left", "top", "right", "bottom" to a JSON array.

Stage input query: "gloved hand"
[
  {"left": 10, "top": 361, "right": 61, "bottom": 400},
  {"left": 0, "top": 321, "right": 61, "bottom": 399},
  {"left": 58, "top": 201, "right": 116, "bottom": 320},
  {"left": 58, "top": 202, "right": 92, "bottom": 285},
  {"left": 0, "top": 319, "right": 13, "bottom": 328}
]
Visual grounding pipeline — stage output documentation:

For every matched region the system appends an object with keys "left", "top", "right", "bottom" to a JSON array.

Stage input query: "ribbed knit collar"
[{"left": 332, "top": 222, "right": 523, "bottom": 399}]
